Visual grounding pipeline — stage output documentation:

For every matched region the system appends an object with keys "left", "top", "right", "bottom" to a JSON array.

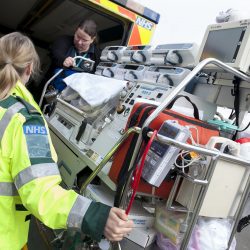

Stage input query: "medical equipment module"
[
  {"left": 143, "top": 66, "right": 191, "bottom": 86},
  {"left": 196, "top": 19, "right": 250, "bottom": 74},
  {"left": 100, "top": 45, "right": 127, "bottom": 62},
  {"left": 150, "top": 43, "right": 198, "bottom": 67},
  {"left": 114, "top": 64, "right": 147, "bottom": 80},
  {"left": 95, "top": 62, "right": 118, "bottom": 76},
  {"left": 122, "top": 45, "right": 152, "bottom": 64},
  {"left": 142, "top": 120, "right": 190, "bottom": 187}
]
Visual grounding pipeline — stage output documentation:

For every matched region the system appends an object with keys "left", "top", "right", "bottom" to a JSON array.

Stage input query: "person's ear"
[
  {"left": 21, "top": 63, "right": 33, "bottom": 85},
  {"left": 25, "top": 63, "right": 33, "bottom": 77}
]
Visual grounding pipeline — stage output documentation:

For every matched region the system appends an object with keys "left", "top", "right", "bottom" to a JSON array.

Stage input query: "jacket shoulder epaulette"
[{"left": 15, "top": 96, "right": 41, "bottom": 116}]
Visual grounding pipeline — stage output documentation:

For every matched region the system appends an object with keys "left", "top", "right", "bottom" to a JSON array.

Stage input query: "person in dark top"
[
  {"left": 27, "top": 19, "right": 100, "bottom": 104},
  {"left": 49, "top": 19, "right": 100, "bottom": 92},
  {"left": 51, "top": 19, "right": 100, "bottom": 70}
]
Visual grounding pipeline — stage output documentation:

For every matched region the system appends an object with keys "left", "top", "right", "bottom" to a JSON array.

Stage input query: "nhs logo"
[
  {"left": 135, "top": 16, "right": 153, "bottom": 30},
  {"left": 24, "top": 125, "right": 47, "bottom": 135}
]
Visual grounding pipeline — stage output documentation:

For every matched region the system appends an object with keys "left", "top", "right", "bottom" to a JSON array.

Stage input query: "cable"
[
  {"left": 228, "top": 109, "right": 235, "bottom": 120},
  {"left": 173, "top": 126, "right": 207, "bottom": 177},
  {"left": 185, "top": 125, "right": 199, "bottom": 146},
  {"left": 175, "top": 150, "right": 202, "bottom": 170},
  {"left": 238, "top": 120, "right": 250, "bottom": 132}
]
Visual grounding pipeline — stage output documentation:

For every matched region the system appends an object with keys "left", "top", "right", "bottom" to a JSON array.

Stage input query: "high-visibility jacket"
[{"left": 0, "top": 81, "right": 110, "bottom": 250}]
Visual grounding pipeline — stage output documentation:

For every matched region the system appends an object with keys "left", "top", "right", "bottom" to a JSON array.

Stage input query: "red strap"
[{"left": 125, "top": 130, "right": 158, "bottom": 215}]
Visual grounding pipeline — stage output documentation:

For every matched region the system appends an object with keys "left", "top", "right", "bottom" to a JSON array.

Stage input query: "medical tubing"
[{"left": 125, "top": 130, "right": 158, "bottom": 215}]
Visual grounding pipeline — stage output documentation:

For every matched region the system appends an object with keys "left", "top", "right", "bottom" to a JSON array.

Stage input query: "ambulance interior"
[{"left": 0, "top": 1, "right": 250, "bottom": 249}]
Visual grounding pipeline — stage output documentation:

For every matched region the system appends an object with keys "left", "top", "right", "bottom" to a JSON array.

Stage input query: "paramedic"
[{"left": 0, "top": 32, "right": 133, "bottom": 250}]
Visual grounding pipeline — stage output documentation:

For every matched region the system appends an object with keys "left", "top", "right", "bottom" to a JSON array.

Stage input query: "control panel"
[{"left": 120, "top": 82, "right": 172, "bottom": 113}]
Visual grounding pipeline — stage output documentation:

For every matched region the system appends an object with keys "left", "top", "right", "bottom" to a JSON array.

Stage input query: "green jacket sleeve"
[{"left": 82, "top": 202, "right": 111, "bottom": 241}]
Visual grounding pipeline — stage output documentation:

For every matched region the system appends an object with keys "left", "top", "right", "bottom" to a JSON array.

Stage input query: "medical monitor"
[{"left": 196, "top": 19, "right": 250, "bottom": 73}]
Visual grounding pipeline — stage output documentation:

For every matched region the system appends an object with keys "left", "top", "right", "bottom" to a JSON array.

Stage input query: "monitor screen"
[{"left": 200, "top": 26, "right": 247, "bottom": 63}]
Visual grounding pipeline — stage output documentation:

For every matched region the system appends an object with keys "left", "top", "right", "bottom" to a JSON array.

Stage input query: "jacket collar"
[{"left": 11, "top": 81, "right": 41, "bottom": 113}]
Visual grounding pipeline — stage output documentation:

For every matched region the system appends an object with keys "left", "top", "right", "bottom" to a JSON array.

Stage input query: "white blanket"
[{"left": 63, "top": 73, "right": 127, "bottom": 107}]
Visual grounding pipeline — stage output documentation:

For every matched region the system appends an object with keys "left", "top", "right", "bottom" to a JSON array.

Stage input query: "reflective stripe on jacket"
[{"left": 0, "top": 81, "right": 110, "bottom": 250}]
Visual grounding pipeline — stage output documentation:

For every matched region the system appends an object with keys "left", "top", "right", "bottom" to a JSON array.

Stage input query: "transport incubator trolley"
[
  {"left": 47, "top": 59, "right": 250, "bottom": 249},
  {"left": 66, "top": 58, "right": 250, "bottom": 250},
  {"left": 42, "top": 58, "right": 250, "bottom": 250},
  {"left": 41, "top": 59, "right": 250, "bottom": 249},
  {"left": 42, "top": 19, "right": 250, "bottom": 249}
]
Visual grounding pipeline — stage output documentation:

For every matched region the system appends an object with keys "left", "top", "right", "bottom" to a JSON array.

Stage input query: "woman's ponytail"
[{"left": 0, "top": 32, "right": 40, "bottom": 99}]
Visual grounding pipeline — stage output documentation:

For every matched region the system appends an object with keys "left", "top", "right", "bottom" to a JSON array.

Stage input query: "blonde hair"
[{"left": 0, "top": 32, "right": 40, "bottom": 99}]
